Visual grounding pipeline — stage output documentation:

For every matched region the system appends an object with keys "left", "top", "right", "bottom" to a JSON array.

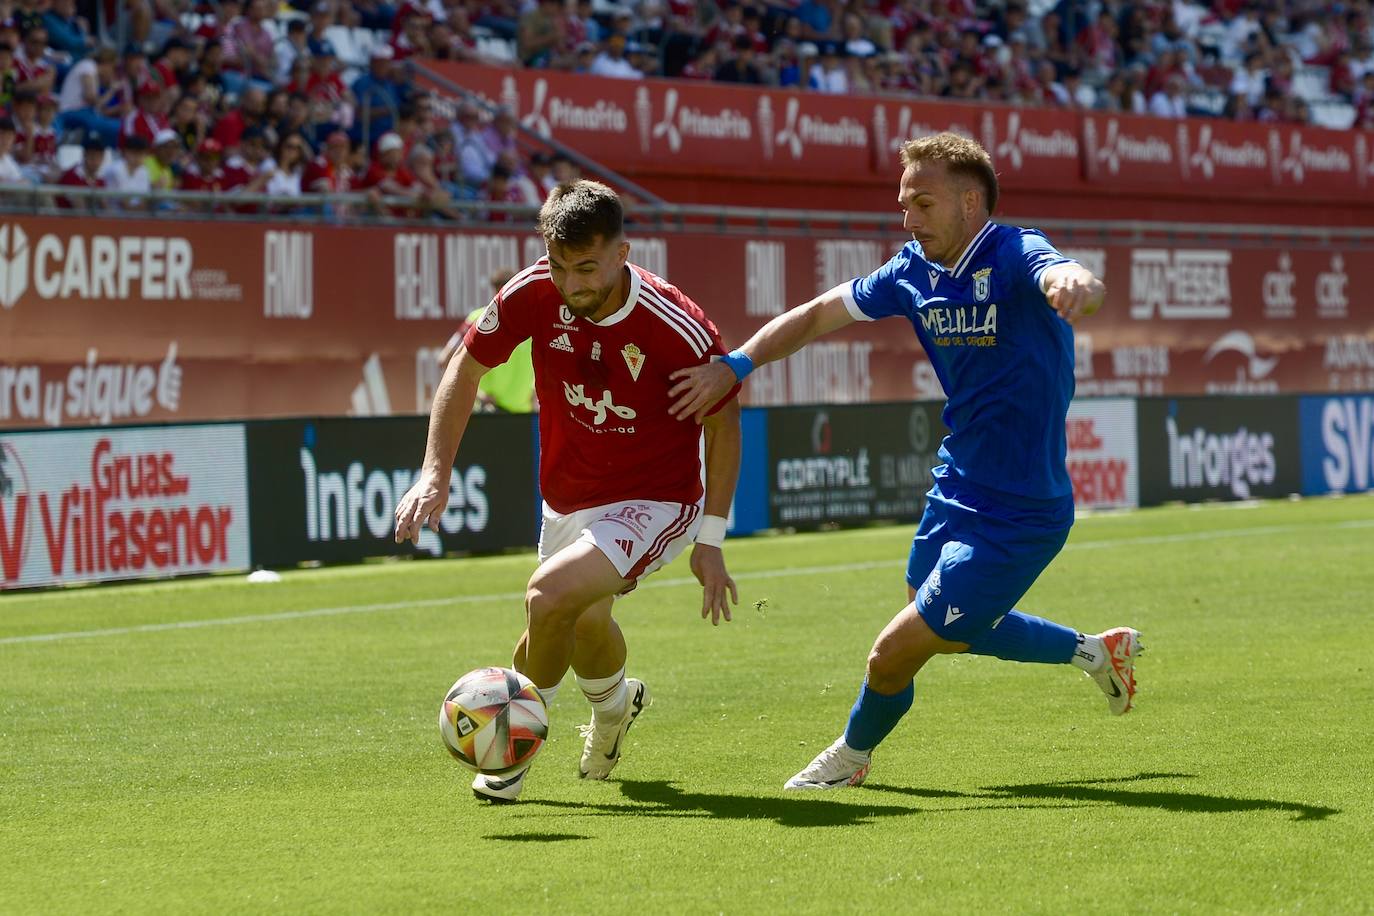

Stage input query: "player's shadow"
[
  {"left": 869, "top": 772, "right": 1338, "bottom": 822},
  {"left": 519, "top": 780, "right": 912, "bottom": 826},
  {"left": 481, "top": 833, "right": 592, "bottom": 843},
  {"left": 519, "top": 779, "right": 1085, "bottom": 827}
]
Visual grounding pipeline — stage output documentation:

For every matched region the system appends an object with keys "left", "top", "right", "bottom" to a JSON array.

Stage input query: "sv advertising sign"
[
  {"left": 1300, "top": 395, "right": 1374, "bottom": 495},
  {"left": 766, "top": 402, "right": 947, "bottom": 528},
  {"left": 246, "top": 415, "right": 537, "bottom": 566},
  {"left": 0, "top": 424, "right": 249, "bottom": 588}
]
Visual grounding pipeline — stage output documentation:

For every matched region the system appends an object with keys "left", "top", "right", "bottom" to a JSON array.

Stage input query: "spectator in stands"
[
  {"left": 590, "top": 32, "right": 642, "bottom": 78},
  {"left": 356, "top": 130, "right": 419, "bottom": 214},
  {"left": 353, "top": 46, "right": 403, "bottom": 139},
  {"left": 1149, "top": 73, "right": 1190, "bottom": 117},
  {"left": 120, "top": 83, "right": 168, "bottom": 148},
  {"left": 715, "top": 33, "right": 764, "bottom": 83},
  {"left": 226, "top": 125, "right": 276, "bottom": 193},
  {"left": 303, "top": 129, "right": 355, "bottom": 196},
  {"left": 56, "top": 136, "right": 107, "bottom": 208},
  {"left": 168, "top": 93, "right": 207, "bottom": 155},
  {"left": 549, "top": 151, "right": 579, "bottom": 185},
  {"left": 223, "top": 0, "right": 278, "bottom": 93},
  {"left": 1061, "top": 67, "right": 1096, "bottom": 109},
  {"left": 484, "top": 161, "right": 525, "bottom": 221},
  {"left": 56, "top": 45, "right": 121, "bottom": 146},
  {"left": 213, "top": 86, "right": 268, "bottom": 152},
  {"left": 0, "top": 42, "right": 16, "bottom": 112},
  {"left": 102, "top": 134, "right": 153, "bottom": 210},
  {"left": 518, "top": 0, "right": 564, "bottom": 67},
  {"left": 811, "top": 43, "right": 848, "bottom": 93},
  {"left": 266, "top": 132, "right": 310, "bottom": 200},
  {"left": 42, "top": 0, "right": 92, "bottom": 59},
  {"left": 147, "top": 128, "right": 182, "bottom": 192},
  {"left": 304, "top": 39, "right": 356, "bottom": 129},
  {"left": 152, "top": 37, "right": 195, "bottom": 95},
  {"left": 1230, "top": 50, "right": 1268, "bottom": 108},
  {"left": 275, "top": 91, "right": 313, "bottom": 146},
  {"left": 392, "top": 8, "right": 434, "bottom": 60},
  {"left": 15, "top": 25, "right": 57, "bottom": 96},
  {"left": 276, "top": 19, "right": 310, "bottom": 83},
  {"left": 0, "top": 116, "right": 22, "bottom": 184},
  {"left": 408, "top": 143, "right": 461, "bottom": 218},
  {"left": 25, "top": 93, "right": 59, "bottom": 182},
  {"left": 182, "top": 137, "right": 240, "bottom": 200},
  {"left": 528, "top": 150, "right": 556, "bottom": 197}
]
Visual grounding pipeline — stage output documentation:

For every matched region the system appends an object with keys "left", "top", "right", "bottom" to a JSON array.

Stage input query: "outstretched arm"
[
  {"left": 394, "top": 348, "right": 491, "bottom": 545},
  {"left": 668, "top": 287, "right": 858, "bottom": 422},
  {"left": 691, "top": 397, "right": 742, "bottom": 625},
  {"left": 1041, "top": 263, "right": 1105, "bottom": 324}
]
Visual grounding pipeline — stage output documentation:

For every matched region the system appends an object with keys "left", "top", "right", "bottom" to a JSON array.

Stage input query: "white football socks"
[
  {"left": 1071, "top": 633, "right": 1106, "bottom": 672},
  {"left": 536, "top": 683, "right": 561, "bottom": 706},
  {"left": 577, "top": 667, "right": 628, "bottom": 722}
]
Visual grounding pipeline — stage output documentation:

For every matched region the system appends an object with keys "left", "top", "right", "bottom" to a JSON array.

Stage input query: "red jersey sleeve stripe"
[
  {"left": 638, "top": 294, "right": 707, "bottom": 358},
  {"left": 500, "top": 262, "right": 551, "bottom": 299},
  {"left": 638, "top": 282, "right": 715, "bottom": 352}
]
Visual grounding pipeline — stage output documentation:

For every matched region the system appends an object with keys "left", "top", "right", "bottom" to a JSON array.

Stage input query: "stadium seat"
[
  {"left": 477, "top": 37, "right": 517, "bottom": 62},
  {"left": 1309, "top": 101, "right": 1356, "bottom": 129},
  {"left": 55, "top": 143, "right": 83, "bottom": 172}
]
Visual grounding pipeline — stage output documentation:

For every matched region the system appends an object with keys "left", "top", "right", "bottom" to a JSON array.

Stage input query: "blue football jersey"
[{"left": 845, "top": 222, "right": 1077, "bottom": 503}]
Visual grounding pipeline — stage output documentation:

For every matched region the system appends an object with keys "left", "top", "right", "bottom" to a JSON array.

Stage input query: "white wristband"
[{"left": 695, "top": 515, "right": 728, "bottom": 548}]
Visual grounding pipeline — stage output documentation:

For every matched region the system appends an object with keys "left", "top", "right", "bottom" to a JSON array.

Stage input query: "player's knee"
[
  {"left": 866, "top": 644, "right": 914, "bottom": 689},
  {"left": 525, "top": 581, "right": 580, "bottom": 630}
]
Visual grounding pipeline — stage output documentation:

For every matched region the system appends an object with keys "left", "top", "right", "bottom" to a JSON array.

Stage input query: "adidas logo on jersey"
[
  {"left": 615, "top": 538, "right": 634, "bottom": 556},
  {"left": 549, "top": 332, "right": 574, "bottom": 352}
]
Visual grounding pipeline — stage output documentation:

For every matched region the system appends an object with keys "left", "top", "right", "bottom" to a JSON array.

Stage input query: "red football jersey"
[{"left": 464, "top": 258, "right": 738, "bottom": 513}]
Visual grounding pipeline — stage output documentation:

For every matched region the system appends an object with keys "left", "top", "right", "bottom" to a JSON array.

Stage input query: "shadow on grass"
[
  {"left": 514, "top": 779, "right": 1089, "bottom": 827},
  {"left": 482, "top": 833, "right": 591, "bottom": 843},
  {"left": 868, "top": 772, "right": 1338, "bottom": 822}
]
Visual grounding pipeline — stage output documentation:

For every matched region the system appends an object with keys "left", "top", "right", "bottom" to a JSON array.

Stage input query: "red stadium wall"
[
  {"left": 421, "top": 62, "right": 1374, "bottom": 226},
  {"left": 1, "top": 216, "right": 1371, "bottom": 428}
]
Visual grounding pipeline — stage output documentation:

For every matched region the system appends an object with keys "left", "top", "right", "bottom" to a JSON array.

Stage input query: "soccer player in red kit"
[{"left": 395, "top": 181, "right": 742, "bottom": 802}]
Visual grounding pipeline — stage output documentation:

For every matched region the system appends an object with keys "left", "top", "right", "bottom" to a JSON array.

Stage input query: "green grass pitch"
[{"left": 3, "top": 496, "right": 1373, "bottom": 914}]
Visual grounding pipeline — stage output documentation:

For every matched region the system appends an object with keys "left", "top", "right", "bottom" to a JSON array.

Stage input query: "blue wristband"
[{"left": 719, "top": 349, "right": 754, "bottom": 381}]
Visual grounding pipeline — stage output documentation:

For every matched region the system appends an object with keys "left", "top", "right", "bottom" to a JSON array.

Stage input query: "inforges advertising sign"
[
  {"left": 767, "top": 402, "right": 947, "bottom": 528},
  {"left": 0, "top": 424, "right": 249, "bottom": 589},
  {"left": 1299, "top": 395, "right": 1374, "bottom": 495},
  {"left": 1137, "top": 397, "right": 1301, "bottom": 506},
  {"left": 1065, "top": 399, "right": 1139, "bottom": 510},
  {"left": 246, "top": 415, "right": 536, "bottom": 567}
]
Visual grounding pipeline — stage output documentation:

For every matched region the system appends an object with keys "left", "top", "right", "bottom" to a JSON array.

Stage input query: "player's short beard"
[{"left": 563, "top": 277, "right": 619, "bottom": 319}]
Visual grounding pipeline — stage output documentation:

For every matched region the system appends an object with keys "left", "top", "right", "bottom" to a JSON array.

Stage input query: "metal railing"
[{"left": 3, "top": 184, "right": 1374, "bottom": 245}]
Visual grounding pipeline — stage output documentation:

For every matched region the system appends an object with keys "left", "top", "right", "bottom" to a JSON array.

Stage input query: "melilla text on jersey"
[
  {"left": 918, "top": 299, "right": 998, "bottom": 348},
  {"left": 913, "top": 267, "right": 998, "bottom": 348}
]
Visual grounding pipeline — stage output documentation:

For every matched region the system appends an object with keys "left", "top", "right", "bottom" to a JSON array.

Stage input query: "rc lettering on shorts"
[{"left": 604, "top": 504, "right": 654, "bottom": 537}]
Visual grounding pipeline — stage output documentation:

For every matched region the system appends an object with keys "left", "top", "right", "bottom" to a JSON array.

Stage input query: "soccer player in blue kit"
[{"left": 667, "top": 132, "right": 1142, "bottom": 790}]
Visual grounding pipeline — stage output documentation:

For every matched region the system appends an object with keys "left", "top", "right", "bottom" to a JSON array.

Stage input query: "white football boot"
[
  {"left": 578, "top": 678, "right": 650, "bottom": 779},
  {"left": 1088, "top": 627, "right": 1143, "bottom": 716},
  {"left": 472, "top": 764, "right": 529, "bottom": 803},
  {"left": 783, "top": 737, "right": 871, "bottom": 790}
]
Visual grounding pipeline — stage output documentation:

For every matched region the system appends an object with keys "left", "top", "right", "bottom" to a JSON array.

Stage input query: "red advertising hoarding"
[
  {"left": 0, "top": 215, "right": 1371, "bottom": 429},
  {"left": 422, "top": 62, "right": 1374, "bottom": 206}
]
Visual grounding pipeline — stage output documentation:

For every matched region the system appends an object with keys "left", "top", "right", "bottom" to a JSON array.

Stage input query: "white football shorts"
[{"left": 538, "top": 498, "right": 704, "bottom": 591}]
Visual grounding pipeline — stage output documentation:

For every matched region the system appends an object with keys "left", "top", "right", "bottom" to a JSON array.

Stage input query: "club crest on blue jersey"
[{"left": 973, "top": 267, "right": 992, "bottom": 302}]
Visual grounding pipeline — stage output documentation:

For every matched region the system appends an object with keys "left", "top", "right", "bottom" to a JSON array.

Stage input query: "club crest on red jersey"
[{"left": 621, "top": 343, "right": 645, "bottom": 381}]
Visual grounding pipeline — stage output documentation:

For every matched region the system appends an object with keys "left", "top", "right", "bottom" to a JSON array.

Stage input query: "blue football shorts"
[{"left": 906, "top": 481, "right": 1073, "bottom": 642}]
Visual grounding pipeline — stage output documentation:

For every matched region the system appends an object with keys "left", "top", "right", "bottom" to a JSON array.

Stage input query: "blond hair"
[{"left": 899, "top": 132, "right": 999, "bottom": 214}]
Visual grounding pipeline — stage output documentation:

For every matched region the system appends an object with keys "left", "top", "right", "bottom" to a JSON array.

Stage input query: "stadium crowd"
[{"left": 0, "top": 0, "right": 1368, "bottom": 214}]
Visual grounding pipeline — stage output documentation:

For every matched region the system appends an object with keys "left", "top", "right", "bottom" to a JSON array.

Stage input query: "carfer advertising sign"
[
  {"left": 767, "top": 402, "right": 946, "bottom": 528},
  {"left": 246, "top": 415, "right": 537, "bottom": 566},
  {"left": 0, "top": 424, "right": 249, "bottom": 589},
  {"left": 1137, "top": 397, "right": 1301, "bottom": 506}
]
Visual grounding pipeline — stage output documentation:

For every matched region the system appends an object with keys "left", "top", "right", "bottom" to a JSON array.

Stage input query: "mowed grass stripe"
[{"left": 2, "top": 514, "right": 1371, "bottom": 647}]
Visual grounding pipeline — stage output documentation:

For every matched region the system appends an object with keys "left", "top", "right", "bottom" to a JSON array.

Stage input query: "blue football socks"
[
  {"left": 843, "top": 679, "right": 914, "bottom": 752},
  {"left": 964, "top": 610, "right": 1076, "bottom": 664}
]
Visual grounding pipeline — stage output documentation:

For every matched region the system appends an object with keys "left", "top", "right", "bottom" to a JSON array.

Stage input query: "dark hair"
[
  {"left": 123, "top": 135, "right": 150, "bottom": 152},
  {"left": 538, "top": 180, "right": 623, "bottom": 248},
  {"left": 899, "top": 132, "right": 999, "bottom": 214}
]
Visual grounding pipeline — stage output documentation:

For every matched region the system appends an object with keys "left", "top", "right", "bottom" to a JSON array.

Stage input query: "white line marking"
[{"left": 3, "top": 519, "right": 1371, "bottom": 647}]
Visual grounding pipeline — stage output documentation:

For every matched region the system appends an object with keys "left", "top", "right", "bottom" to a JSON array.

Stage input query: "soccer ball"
[{"left": 439, "top": 667, "right": 548, "bottom": 776}]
